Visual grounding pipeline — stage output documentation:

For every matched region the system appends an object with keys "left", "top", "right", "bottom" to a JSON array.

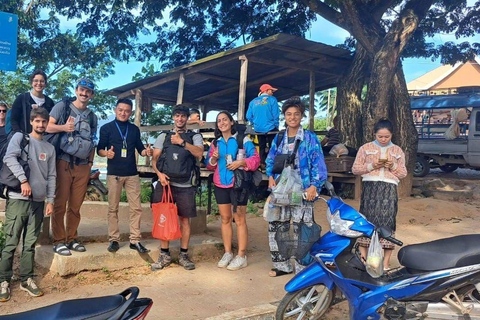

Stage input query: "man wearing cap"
[
  {"left": 247, "top": 84, "right": 280, "bottom": 165},
  {"left": 151, "top": 104, "right": 204, "bottom": 271},
  {"left": 46, "top": 78, "right": 98, "bottom": 256}
]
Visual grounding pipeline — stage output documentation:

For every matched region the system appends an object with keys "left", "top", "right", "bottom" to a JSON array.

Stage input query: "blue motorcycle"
[{"left": 276, "top": 182, "right": 480, "bottom": 320}]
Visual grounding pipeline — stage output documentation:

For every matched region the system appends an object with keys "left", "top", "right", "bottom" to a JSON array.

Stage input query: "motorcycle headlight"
[{"left": 326, "top": 208, "right": 364, "bottom": 238}]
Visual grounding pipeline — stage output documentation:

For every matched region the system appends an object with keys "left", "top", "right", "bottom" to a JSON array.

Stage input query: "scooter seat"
[
  {"left": 0, "top": 294, "right": 125, "bottom": 320},
  {"left": 398, "top": 234, "right": 480, "bottom": 272}
]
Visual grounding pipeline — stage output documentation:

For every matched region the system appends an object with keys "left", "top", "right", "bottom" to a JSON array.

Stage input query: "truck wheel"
[
  {"left": 439, "top": 165, "right": 458, "bottom": 173},
  {"left": 414, "top": 157, "right": 430, "bottom": 177}
]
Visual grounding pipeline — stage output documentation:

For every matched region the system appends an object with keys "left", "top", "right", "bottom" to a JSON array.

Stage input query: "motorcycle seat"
[
  {"left": 0, "top": 294, "right": 125, "bottom": 320},
  {"left": 398, "top": 234, "right": 480, "bottom": 272}
]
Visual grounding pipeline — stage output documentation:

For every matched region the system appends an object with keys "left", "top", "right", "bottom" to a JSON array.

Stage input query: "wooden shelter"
[{"left": 107, "top": 33, "right": 352, "bottom": 131}]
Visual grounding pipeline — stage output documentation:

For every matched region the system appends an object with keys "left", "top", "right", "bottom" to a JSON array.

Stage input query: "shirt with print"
[
  {"left": 246, "top": 94, "right": 280, "bottom": 133},
  {"left": 154, "top": 130, "right": 203, "bottom": 187}
]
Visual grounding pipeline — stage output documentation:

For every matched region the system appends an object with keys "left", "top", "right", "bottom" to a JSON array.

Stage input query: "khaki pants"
[
  {"left": 51, "top": 159, "right": 90, "bottom": 245},
  {"left": 107, "top": 175, "right": 143, "bottom": 243}
]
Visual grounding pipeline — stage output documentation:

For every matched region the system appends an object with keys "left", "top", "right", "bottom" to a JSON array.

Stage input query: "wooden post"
[
  {"left": 177, "top": 73, "right": 185, "bottom": 105},
  {"left": 135, "top": 89, "right": 143, "bottom": 163},
  {"left": 238, "top": 55, "right": 248, "bottom": 123},
  {"left": 309, "top": 71, "right": 315, "bottom": 131}
]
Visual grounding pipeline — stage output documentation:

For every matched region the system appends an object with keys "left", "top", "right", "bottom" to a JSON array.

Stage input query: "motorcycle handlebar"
[{"left": 385, "top": 236, "right": 403, "bottom": 246}]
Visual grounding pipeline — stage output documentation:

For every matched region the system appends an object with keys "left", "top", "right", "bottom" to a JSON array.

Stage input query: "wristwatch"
[{"left": 180, "top": 141, "right": 186, "bottom": 147}]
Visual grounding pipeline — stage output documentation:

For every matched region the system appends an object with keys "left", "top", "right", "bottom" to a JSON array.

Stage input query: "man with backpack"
[
  {"left": 0, "top": 107, "right": 56, "bottom": 301},
  {"left": 97, "top": 98, "right": 153, "bottom": 253},
  {"left": 45, "top": 78, "right": 98, "bottom": 256},
  {"left": 151, "top": 105, "right": 203, "bottom": 271}
]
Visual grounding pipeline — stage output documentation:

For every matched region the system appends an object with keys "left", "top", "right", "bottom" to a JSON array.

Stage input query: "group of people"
[{"left": 0, "top": 74, "right": 407, "bottom": 303}]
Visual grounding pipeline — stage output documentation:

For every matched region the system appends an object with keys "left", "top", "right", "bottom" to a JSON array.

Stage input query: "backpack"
[
  {"left": 0, "top": 133, "right": 30, "bottom": 199},
  {"left": 59, "top": 104, "right": 95, "bottom": 160},
  {"left": 156, "top": 131, "right": 199, "bottom": 185}
]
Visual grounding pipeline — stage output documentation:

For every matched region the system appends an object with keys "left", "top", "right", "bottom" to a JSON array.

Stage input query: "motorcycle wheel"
[
  {"left": 458, "top": 285, "right": 480, "bottom": 302},
  {"left": 276, "top": 284, "right": 334, "bottom": 320}
]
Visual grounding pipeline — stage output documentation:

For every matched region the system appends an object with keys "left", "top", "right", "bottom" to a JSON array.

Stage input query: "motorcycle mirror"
[
  {"left": 323, "top": 181, "right": 337, "bottom": 197},
  {"left": 376, "top": 226, "right": 393, "bottom": 238}
]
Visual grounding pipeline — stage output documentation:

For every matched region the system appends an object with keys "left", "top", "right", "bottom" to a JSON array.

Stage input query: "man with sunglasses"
[{"left": 46, "top": 78, "right": 98, "bottom": 256}]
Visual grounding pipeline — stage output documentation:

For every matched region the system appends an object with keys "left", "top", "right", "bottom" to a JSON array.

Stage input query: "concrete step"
[{"left": 36, "top": 235, "right": 222, "bottom": 276}]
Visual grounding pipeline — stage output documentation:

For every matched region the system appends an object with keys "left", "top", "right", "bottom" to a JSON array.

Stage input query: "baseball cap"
[
  {"left": 77, "top": 78, "right": 95, "bottom": 92},
  {"left": 259, "top": 84, "right": 278, "bottom": 93},
  {"left": 172, "top": 104, "right": 190, "bottom": 117}
]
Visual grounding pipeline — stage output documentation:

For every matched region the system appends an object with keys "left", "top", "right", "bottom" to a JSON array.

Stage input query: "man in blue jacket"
[{"left": 246, "top": 84, "right": 280, "bottom": 166}]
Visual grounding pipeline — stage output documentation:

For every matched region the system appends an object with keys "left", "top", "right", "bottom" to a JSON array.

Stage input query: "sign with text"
[{"left": 0, "top": 11, "right": 18, "bottom": 71}]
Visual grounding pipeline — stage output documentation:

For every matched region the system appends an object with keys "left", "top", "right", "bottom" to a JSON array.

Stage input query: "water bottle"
[{"left": 237, "top": 149, "right": 245, "bottom": 170}]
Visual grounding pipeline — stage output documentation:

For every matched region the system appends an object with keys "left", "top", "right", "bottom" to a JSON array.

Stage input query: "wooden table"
[{"left": 327, "top": 172, "right": 362, "bottom": 200}]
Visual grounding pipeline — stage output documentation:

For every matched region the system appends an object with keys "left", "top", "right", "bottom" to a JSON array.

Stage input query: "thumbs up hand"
[
  {"left": 145, "top": 144, "right": 153, "bottom": 157},
  {"left": 107, "top": 146, "right": 115, "bottom": 159},
  {"left": 64, "top": 116, "right": 75, "bottom": 132},
  {"left": 170, "top": 130, "right": 184, "bottom": 146}
]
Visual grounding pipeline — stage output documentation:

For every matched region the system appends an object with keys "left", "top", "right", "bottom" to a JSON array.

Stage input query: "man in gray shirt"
[
  {"left": 151, "top": 105, "right": 203, "bottom": 271},
  {"left": 0, "top": 107, "right": 56, "bottom": 302},
  {"left": 46, "top": 78, "right": 97, "bottom": 256}
]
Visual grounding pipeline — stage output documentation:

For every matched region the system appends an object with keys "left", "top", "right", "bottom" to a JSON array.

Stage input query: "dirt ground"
[{"left": 0, "top": 170, "right": 479, "bottom": 319}]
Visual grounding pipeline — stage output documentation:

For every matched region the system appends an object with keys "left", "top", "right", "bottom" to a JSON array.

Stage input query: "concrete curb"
[{"left": 204, "top": 303, "right": 277, "bottom": 320}]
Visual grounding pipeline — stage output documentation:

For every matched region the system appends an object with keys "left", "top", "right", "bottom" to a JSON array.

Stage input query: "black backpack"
[
  {"left": 0, "top": 133, "right": 30, "bottom": 199},
  {"left": 157, "top": 131, "right": 199, "bottom": 185}
]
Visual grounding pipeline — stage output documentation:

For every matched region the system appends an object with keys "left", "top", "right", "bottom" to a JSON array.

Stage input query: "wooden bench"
[{"left": 327, "top": 172, "right": 362, "bottom": 200}]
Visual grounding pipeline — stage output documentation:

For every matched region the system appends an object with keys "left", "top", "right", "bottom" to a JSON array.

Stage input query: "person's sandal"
[
  {"left": 53, "top": 244, "right": 72, "bottom": 256},
  {"left": 67, "top": 240, "right": 86, "bottom": 252},
  {"left": 269, "top": 268, "right": 292, "bottom": 277}
]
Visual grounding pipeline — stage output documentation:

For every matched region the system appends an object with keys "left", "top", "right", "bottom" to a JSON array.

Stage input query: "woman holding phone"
[
  {"left": 205, "top": 111, "right": 260, "bottom": 271},
  {"left": 352, "top": 118, "right": 407, "bottom": 270}
]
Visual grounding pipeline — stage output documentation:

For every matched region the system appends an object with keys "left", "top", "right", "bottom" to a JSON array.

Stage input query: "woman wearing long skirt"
[{"left": 352, "top": 119, "right": 407, "bottom": 270}]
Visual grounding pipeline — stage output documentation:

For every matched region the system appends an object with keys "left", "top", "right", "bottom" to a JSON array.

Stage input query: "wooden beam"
[
  {"left": 176, "top": 73, "right": 185, "bottom": 105},
  {"left": 268, "top": 43, "right": 351, "bottom": 62},
  {"left": 238, "top": 55, "right": 248, "bottom": 123},
  {"left": 197, "top": 68, "right": 297, "bottom": 101},
  {"left": 196, "top": 72, "right": 239, "bottom": 83},
  {"left": 309, "top": 71, "right": 315, "bottom": 131},
  {"left": 249, "top": 56, "right": 341, "bottom": 76}
]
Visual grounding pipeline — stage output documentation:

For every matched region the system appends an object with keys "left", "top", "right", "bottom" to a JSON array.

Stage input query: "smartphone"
[{"left": 379, "top": 158, "right": 388, "bottom": 163}]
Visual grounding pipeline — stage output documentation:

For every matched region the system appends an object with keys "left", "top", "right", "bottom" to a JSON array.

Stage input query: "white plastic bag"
[
  {"left": 366, "top": 231, "right": 384, "bottom": 278},
  {"left": 272, "top": 166, "right": 303, "bottom": 206}
]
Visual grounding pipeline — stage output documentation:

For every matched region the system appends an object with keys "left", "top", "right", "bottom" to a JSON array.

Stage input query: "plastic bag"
[
  {"left": 151, "top": 185, "right": 182, "bottom": 241},
  {"left": 271, "top": 166, "right": 303, "bottom": 206},
  {"left": 263, "top": 195, "right": 282, "bottom": 221},
  {"left": 366, "top": 230, "right": 384, "bottom": 278},
  {"left": 329, "top": 143, "right": 349, "bottom": 158}
]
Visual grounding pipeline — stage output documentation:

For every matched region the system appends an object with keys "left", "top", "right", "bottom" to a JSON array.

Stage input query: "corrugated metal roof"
[{"left": 106, "top": 33, "right": 352, "bottom": 114}]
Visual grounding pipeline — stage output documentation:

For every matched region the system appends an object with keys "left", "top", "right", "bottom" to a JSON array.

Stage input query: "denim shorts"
[{"left": 152, "top": 183, "right": 197, "bottom": 218}]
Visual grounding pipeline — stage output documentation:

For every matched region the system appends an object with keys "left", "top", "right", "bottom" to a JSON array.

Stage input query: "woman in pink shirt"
[{"left": 352, "top": 119, "right": 407, "bottom": 270}]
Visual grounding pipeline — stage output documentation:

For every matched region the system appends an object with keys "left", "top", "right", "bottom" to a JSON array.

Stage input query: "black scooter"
[{"left": 0, "top": 287, "right": 152, "bottom": 320}]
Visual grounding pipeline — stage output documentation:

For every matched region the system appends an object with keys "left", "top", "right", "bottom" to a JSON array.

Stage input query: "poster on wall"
[{"left": 0, "top": 11, "right": 18, "bottom": 72}]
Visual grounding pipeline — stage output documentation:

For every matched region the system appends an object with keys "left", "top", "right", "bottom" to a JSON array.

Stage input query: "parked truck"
[{"left": 412, "top": 90, "right": 480, "bottom": 177}]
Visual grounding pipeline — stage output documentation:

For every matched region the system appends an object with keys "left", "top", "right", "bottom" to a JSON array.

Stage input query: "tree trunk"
[
  {"left": 391, "top": 64, "right": 418, "bottom": 198},
  {"left": 336, "top": 45, "right": 371, "bottom": 149}
]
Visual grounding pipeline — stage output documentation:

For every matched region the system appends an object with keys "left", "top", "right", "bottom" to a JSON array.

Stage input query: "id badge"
[{"left": 121, "top": 149, "right": 127, "bottom": 158}]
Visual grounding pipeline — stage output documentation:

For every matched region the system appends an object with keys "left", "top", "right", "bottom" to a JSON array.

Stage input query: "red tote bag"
[{"left": 151, "top": 185, "right": 182, "bottom": 241}]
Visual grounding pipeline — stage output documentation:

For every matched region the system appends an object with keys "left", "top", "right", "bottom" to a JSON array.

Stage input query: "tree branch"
[{"left": 299, "top": 0, "right": 349, "bottom": 31}]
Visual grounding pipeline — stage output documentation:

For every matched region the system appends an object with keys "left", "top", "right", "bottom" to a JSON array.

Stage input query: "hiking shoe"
[
  {"left": 178, "top": 252, "right": 195, "bottom": 270},
  {"left": 151, "top": 253, "right": 172, "bottom": 271},
  {"left": 0, "top": 281, "right": 10, "bottom": 302},
  {"left": 217, "top": 252, "right": 234, "bottom": 268},
  {"left": 227, "top": 255, "right": 248, "bottom": 271},
  {"left": 20, "top": 278, "right": 43, "bottom": 297}
]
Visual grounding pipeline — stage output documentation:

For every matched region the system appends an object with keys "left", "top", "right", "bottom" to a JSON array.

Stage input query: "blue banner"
[{"left": 0, "top": 11, "right": 18, "bottom": 72}]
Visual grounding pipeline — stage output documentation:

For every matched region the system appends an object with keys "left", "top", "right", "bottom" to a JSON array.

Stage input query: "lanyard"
[{"left": 115, "top": 121, "right": 129, "bottom": 148}]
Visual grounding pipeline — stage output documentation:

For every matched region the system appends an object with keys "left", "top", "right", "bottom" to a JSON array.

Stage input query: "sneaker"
[
  {"left": 151, "top": 253, "right": 172, "bottom": 271},
  {"left": 0, "top": 281, "right": 10, "bottom": 302},
  {"left": 178, "top": 252, "right": 196, "bottom": 270},
  {"left": 20, "top": 278, "right": 43, "bottom": 297},
  {"left": 227, "top": 255, "right": 248, "bottom": 271},
  {"left": 217, "top": 252, "right": 234, "bottom": 268}
]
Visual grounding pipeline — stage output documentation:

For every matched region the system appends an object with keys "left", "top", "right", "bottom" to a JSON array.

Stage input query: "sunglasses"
[
  {"left": 78, "top": 79, "right": 95, "bottom": 90},
  {"left": 0, "top": 110, "right": 7, "bottom": 113}
]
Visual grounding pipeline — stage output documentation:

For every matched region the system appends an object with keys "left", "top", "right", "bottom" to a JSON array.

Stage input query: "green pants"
[{"left": 0, "top": 199, "right": 44, "bottom": 282}]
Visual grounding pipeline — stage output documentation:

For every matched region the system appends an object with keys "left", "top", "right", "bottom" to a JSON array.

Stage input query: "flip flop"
[
  {"left": 269, "top": 268, "right": 293, "bottom": 277},
  {"left": 53, "top": 244, "right": 72, "bottom": 256}
]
